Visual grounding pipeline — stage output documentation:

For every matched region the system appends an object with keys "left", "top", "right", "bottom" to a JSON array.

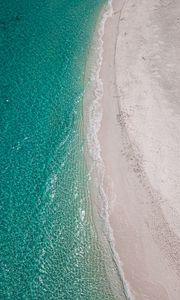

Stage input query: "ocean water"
[{"left": 0, "top": 0, "right": 128, "bottom": 299}]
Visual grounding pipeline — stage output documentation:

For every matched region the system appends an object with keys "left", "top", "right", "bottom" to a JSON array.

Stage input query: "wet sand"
[{"left": 99, "top": 0, "right": 180, "bottom": 298}]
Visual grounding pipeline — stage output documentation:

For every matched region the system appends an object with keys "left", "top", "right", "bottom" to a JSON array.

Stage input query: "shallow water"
[{"left": 0, "top": 0, "right": 127, "bottom": 299}]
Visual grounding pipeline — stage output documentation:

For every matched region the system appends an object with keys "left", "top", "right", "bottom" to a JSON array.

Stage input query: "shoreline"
[
  {"left": 84, "top": 0, "right": 133, "bottom": 299},
  {"left": 83, "top": 1, "right": 131, "bottom": 299},
  {"left": 85, "top": 0, "right": 180, "bottom": 299}
]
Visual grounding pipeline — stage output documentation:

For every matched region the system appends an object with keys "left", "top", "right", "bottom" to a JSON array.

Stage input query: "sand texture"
[{"left": 99, "top": 0, "right": 180, "bottom": 298}]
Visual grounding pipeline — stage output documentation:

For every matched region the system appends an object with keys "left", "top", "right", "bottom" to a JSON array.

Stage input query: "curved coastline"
[
  {"left": 85, "top": 0, "right": 180, "bottom": 299},
  {"left": 84, "top": 0, "right": 132, "bottom": 299}
]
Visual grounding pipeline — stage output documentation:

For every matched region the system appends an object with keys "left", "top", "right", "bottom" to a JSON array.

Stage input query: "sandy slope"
[{"left": 99, "top": 0, "right": 180, "bottom": 298}]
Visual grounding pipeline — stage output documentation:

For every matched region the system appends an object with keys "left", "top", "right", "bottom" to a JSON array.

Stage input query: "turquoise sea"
[{"left": 0, "top": 0, "right": 128, "bottom": 299}]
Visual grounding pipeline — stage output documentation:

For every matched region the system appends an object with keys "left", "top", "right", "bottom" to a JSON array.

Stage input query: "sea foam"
[{"left": 86, "top": 1, "right": 134, "bottom": 299}]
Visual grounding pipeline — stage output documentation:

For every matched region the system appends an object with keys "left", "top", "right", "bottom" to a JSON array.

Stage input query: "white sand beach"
[{"left": 93, "top": 0, "right": 180, "bottom": 298}]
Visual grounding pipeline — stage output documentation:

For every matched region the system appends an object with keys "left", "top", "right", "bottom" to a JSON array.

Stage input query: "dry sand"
[{"left": 98, "top": 0, "right": 180, "bottom": 298}]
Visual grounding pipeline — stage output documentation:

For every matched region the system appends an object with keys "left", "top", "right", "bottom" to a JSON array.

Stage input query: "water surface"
[{"left": 0, "top": 0, "right": 126, "bottom": 299}]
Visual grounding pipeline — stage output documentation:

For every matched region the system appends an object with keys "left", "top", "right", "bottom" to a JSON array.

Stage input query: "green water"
[{"left": 0, "top": 0, "right": 127, "bottom": 299}]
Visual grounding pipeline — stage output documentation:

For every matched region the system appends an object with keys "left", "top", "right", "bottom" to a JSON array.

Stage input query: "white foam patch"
[
  {"left": 86, "top": 1, "right": 134, "bottom": 299},
  {"left": 87, "top": 0, "right": 113, "bottom": 164}
]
